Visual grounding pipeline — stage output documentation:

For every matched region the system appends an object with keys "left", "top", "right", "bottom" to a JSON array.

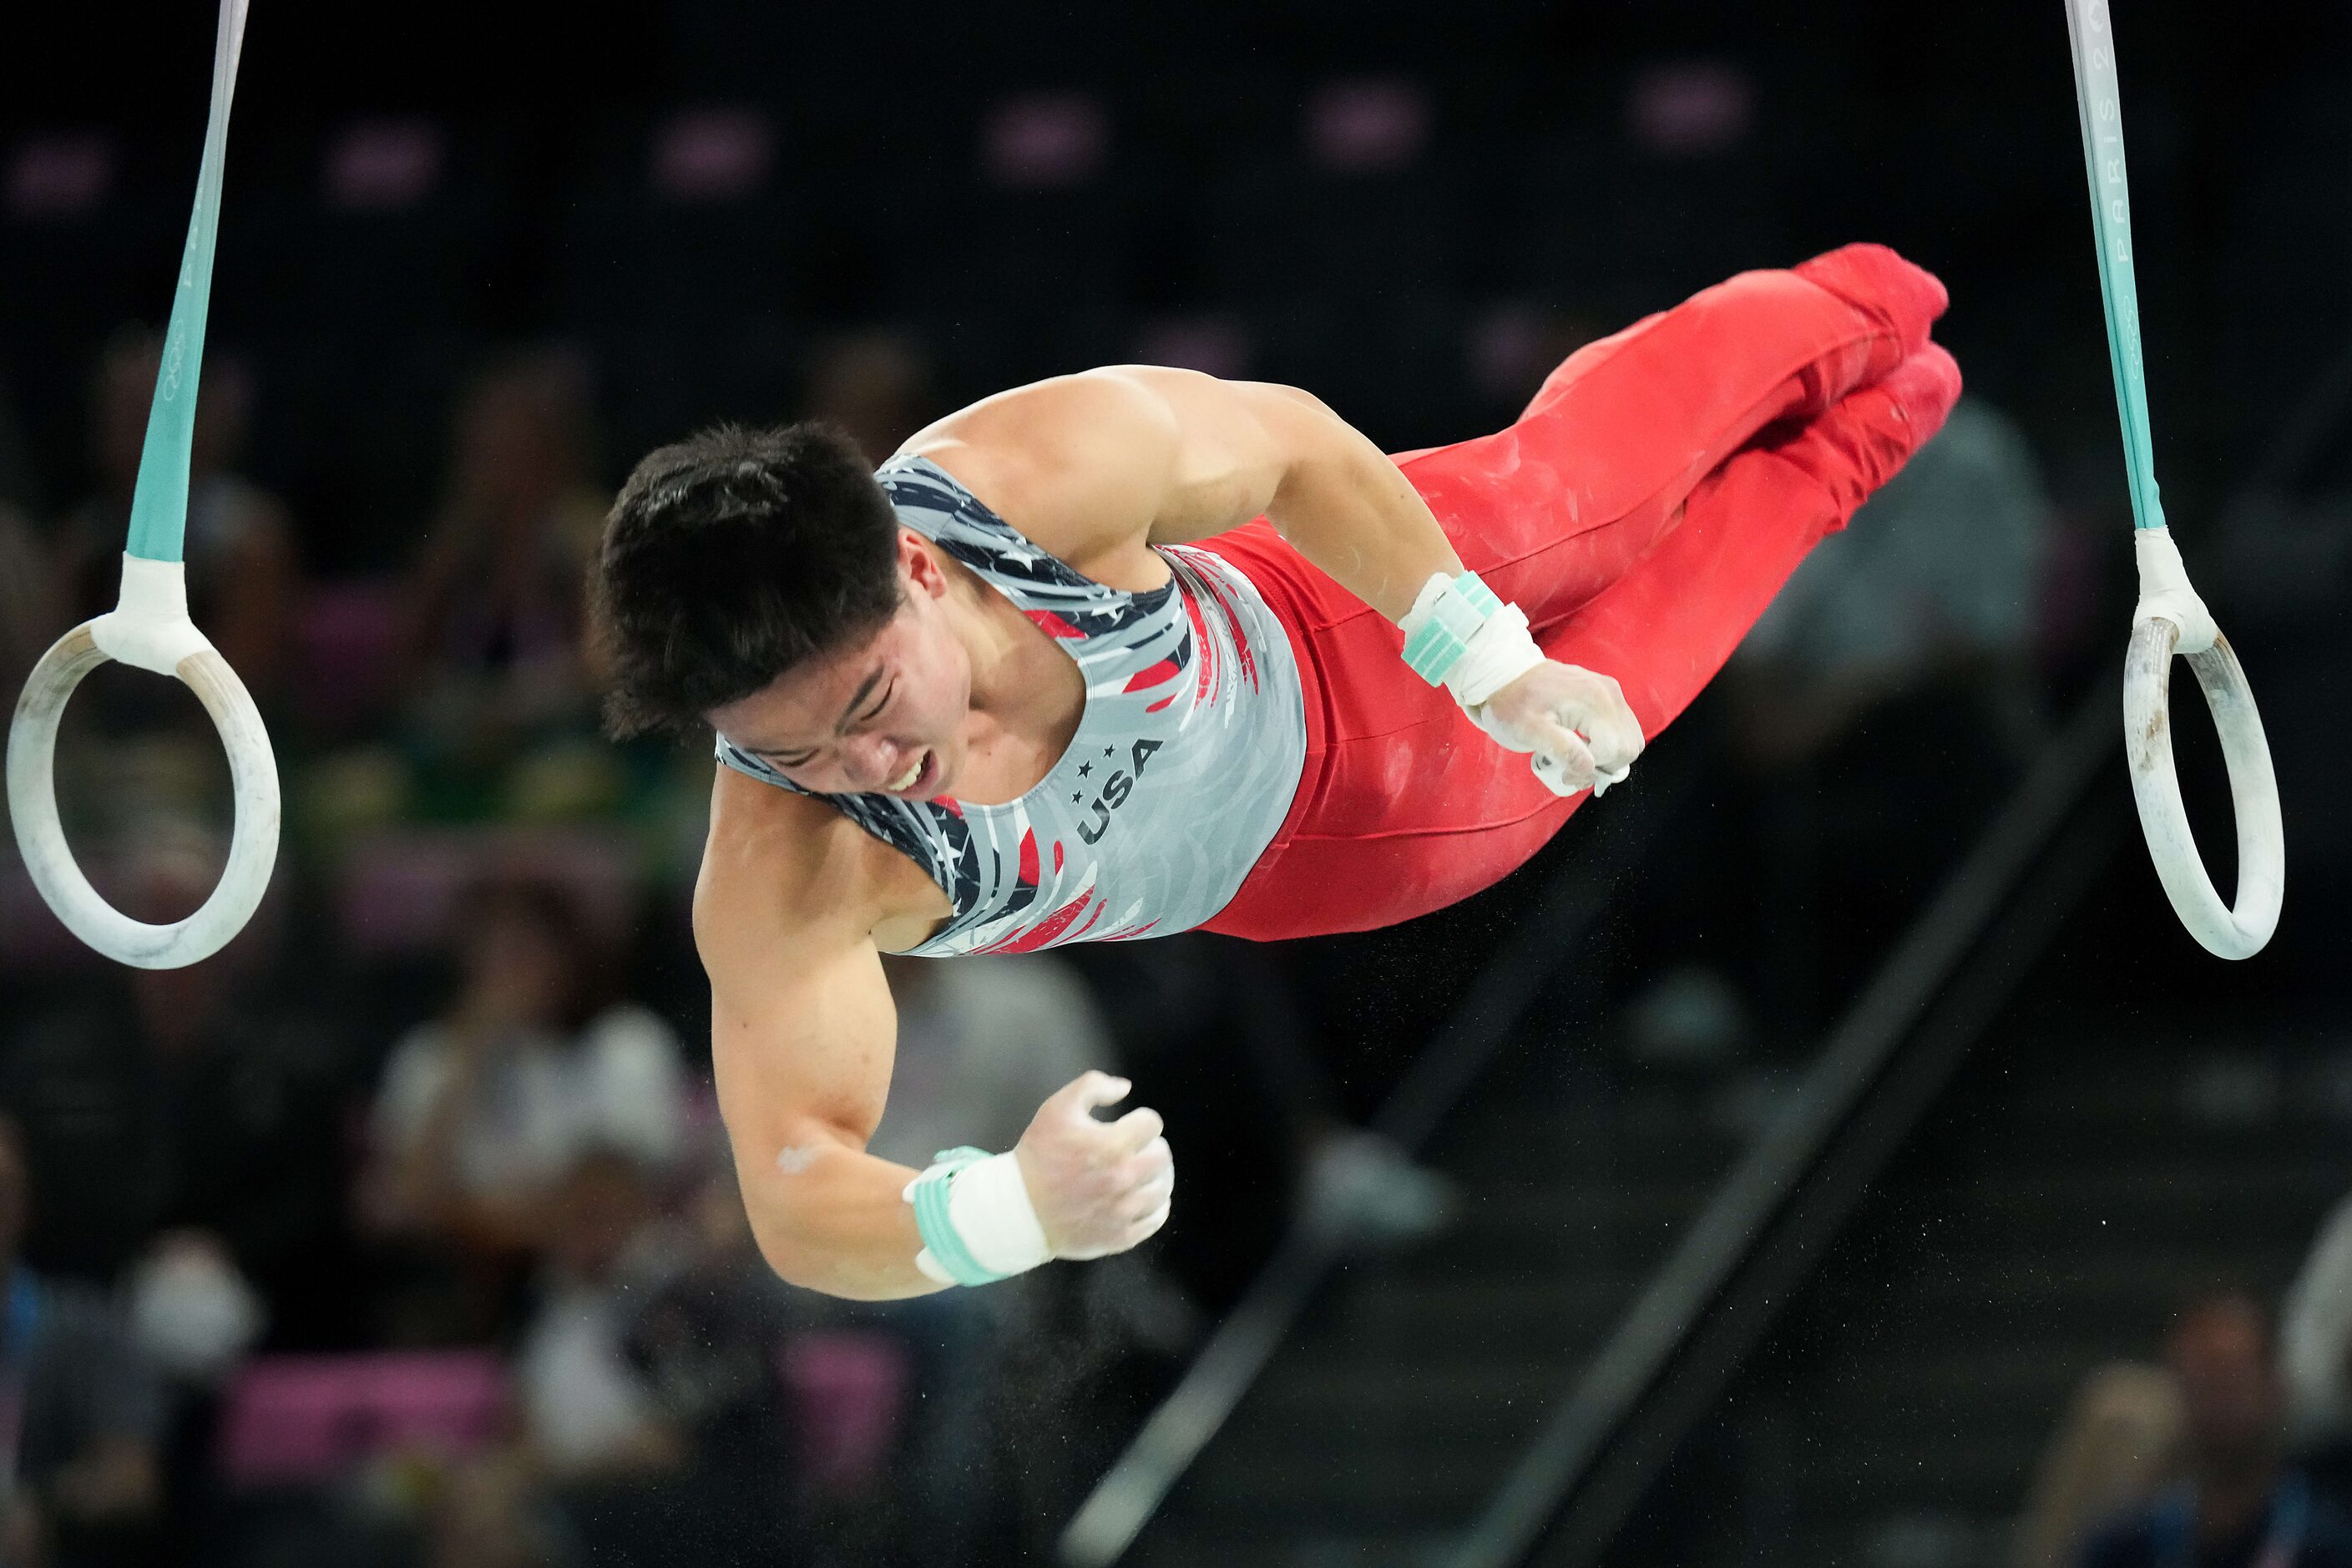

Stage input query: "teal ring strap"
[
  {"left": 125, "top": 0, "right": 250, "bottom": 566},
  {"left": 908, "top": 1146, "right": 1006, "bottom": 1287},
  {"left": 2062, "top": 0, "right": 2167, "bottom": 533}
]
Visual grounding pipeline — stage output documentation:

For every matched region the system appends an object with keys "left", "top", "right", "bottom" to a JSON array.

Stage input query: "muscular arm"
[
  {"left": 695, "top": 776, "right": 1178, "bottom": 1301},
  {"left": 696, "top": 787, "right": 943, "bottom": 1302},
  {"left": 898, "top": 366, "right": 1465, "bottom": 621}
]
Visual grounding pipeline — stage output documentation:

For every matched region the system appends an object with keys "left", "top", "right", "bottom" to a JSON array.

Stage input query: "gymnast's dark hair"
[{"left": 591, "top": 422, "right": 903, "bottom": 738}]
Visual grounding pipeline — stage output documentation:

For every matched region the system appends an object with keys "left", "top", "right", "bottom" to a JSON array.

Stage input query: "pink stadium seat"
[
  {"left": 777, "top": 1331, "right": 908, "bottom": 1494},
  {"left": 220, "top": 1351, "right": 509, "bottom": 1487}
]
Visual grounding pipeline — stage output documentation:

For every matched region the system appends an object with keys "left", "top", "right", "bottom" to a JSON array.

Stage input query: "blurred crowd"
[
  {"left": 0, "top": 314, "right": 1500, "bottom": 1565},
  {"left": 2011, "top": 1237, "right": 2352, "bottom": 1568},
  {"left": 0, "top": 311, "right": 2080, "bottom": 1568},
  {"left": 0, "top": 54, "right": 2103, "bottom": 1563}
]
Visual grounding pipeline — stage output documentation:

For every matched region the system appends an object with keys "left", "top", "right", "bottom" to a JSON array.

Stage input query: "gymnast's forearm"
[
  {"left": 736, "top": 1136, "right": 948, "bottom": 1301},
  {"left": 1258, "top": 390, "right": 1466, "bottom": 624}
]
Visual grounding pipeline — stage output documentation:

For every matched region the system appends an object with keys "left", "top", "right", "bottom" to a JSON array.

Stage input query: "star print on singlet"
[{"left": 715, "top": 456, "right": 1308, "bottom": 956}]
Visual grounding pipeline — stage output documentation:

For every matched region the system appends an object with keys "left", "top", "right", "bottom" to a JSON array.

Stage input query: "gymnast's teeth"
[{"left": 889, "top": 754, "right": 924, "bottom": 792}]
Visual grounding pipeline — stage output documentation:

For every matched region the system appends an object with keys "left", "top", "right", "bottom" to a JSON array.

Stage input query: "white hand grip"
[
  {"left": 7, "top": 620, "right": 280, "bottom": 969},
  {"left": 2122, "top": 615, "right": 2282, "bottom": 960}
]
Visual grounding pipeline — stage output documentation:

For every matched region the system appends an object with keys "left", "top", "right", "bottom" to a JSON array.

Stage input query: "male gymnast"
[{"left": 589, "top": 242, "right": 1962, "bottom": 1299}]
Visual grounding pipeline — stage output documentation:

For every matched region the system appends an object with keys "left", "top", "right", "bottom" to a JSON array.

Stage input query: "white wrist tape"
[
  {"left": 2132, "top": 525, "right": 2218, "bottom": 655},
  {"left": 903, "top": 1149, "right": 1051, "bottom": 1287}
]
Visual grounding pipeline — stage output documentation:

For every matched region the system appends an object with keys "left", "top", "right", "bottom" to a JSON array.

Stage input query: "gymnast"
[{"left": 588, "top": 241, "right": 1963, "bottom": 1300}]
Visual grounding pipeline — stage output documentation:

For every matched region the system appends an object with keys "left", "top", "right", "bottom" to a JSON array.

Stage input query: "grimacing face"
[{"left": 706, "top": 531, "right": 976, "bottom": 801}]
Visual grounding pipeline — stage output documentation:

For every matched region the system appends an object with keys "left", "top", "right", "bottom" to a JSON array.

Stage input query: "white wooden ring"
[
  {"left": 6, "top": 621, "right": 280, "bottom": 968},
  {"left": 2122, "top": 615, "right": 2284, "bottom": 960}
]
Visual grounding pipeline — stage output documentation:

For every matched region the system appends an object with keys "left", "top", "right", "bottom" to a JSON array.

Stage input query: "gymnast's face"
[{"left": 708, "top": 531, "right": 974, "bottom": 800}]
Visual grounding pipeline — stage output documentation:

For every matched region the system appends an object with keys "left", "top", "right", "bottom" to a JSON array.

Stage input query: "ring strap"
[
  {"left": 2063, "top": 0, "right": 2165, "bottom": 536},
  {"left": 125, "top": 0, "right": 249, "bottom": 566}
]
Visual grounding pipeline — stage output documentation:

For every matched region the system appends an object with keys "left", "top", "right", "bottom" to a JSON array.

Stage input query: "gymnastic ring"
[
  {"left": 7, "top": 620, "right": 280, "bottom": 969},
  {"left": 2122, "top": 615, "right": 2282, "bottom": 960}
]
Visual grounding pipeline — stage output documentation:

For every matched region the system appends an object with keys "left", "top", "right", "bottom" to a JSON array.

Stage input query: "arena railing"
[
  {"left": 1439, "top": 316, "right": 2352, "bottom": 1566},
  {"left": 1060, "top": 319, "right": 2343, "bottom": 1565},
  {"left": 1058, "top": 741, "right": 1705, "bottom": 1568},
  {"left": 1444, "top": 677, "right": 2128, "bottom": 1568}
]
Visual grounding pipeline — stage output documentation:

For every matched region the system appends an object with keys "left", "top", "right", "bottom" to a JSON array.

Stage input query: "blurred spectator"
[
  {"left": 862, "top": 952, "right": 1117, "bottom": 1555},
  {"left": 0, "top": 1112, "right": 166, "bottom": 1566},
  {"left": 620, "top": 1167, "right": 805, "bottom": 1552},
  {"left": 2014, "top": 1365, "right": 2184, "bottom": 1568},
  {"left": 800, "top": 330, "right": 939, "bottom": 468},
  {"left": 124, "top": 1232, "right": 262, "bottom": 1393},
  {"left": 1733, "top": 394, "right": 2053, "bottom": 766},
  {"left": 124, "top": 1229, "right": 263, "bottom": 1558},
  {"left": 397, "top": 349, "right": 609, "bottom": 810},
  {"left": 1219, "top": 940, "right": 1456, "bottom": 1252},
  {"left": 2285, "top": 1196, "right": 2352, "bottom": 1442},
  {"left": 1070, "top": 933, "right": 1452, "bottom": 1312},
  {"left": 865, "top": 953, "right": 1114, "bottom": 1168},
  {"left": 0, "top": 821, "right": 348, "bottom": 1338},
  {"left": 513, "top": 1147, "right": 685, "bottom": 1482},
  {"left": 1711, "top": 393, "right": 2055, "bottom": 1042},
  {"left": 53, "top": 330, "right": 300, "bottom": 720},
  {"left": 361, "top": 873, "right": 686, "bottom": 1341},
  {"left": 2072, "top": 1292, "right": 2352, "bottom": 1568},
  {"left": 868, "top": 953, "right": 1200, "bottom": 1556},
  {"left": 422, "top": 1453, "right": 574, "bottom": 1568},
  {"left": 2282, "top": 1194, "right": 2352, "bottom": 1507}
]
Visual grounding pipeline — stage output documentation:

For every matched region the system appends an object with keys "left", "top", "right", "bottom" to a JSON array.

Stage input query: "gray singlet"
[{"left": 716, "top": 456, "right": 1308, "bottom": 956}]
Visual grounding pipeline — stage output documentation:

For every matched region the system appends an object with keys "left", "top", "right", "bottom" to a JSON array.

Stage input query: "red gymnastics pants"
[{"left": 1194, "top": 241, "right": 1964, "bottom": 942}]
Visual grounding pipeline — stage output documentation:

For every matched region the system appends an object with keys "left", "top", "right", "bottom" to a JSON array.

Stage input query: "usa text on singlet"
[{"left": 716, "top": 457, "right": 1308, "bottom": 957}]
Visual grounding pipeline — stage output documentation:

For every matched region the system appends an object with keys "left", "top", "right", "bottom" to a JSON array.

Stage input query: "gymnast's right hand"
[{"left": 1014, "top": 1071, "right": 1175, "bottom": 1260}]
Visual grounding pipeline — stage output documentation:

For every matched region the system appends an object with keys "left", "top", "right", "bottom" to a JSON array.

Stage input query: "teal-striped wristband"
[
  {"left": 907, "top": 1146, "right": 1006, "bottom": 1287},
  {"left": 1400, "top": 571, "right": 1504, "bottom": 687}
]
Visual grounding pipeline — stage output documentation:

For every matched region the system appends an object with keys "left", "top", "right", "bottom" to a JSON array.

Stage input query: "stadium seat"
[
  {"left": 219, "top": 1351, "right": 508, "bottom": 1487},
  {"left": 778, "top": 1330, "right": 910, "bottom": 1495}
]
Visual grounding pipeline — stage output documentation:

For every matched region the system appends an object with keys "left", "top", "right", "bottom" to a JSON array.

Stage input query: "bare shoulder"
[
  {"left": 895, "top": 367, "right": 1199, "bottom": 582},
  {"left": 898, "top": 367, "right": 1184, "bottom": 491},
  {"left": 694, "top": 765, "right": 950, "bottom": 980}
]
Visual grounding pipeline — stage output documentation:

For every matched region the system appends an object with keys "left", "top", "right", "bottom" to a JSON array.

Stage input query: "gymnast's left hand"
[{"left": 1473, "top": 660, "right": 1644, "bottom": 793}]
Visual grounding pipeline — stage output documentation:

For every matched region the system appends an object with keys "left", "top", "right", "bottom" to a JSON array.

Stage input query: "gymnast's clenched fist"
[
  {"left": 1014, "top": 1070, "right": 1175, "bottom": 1260},
  {"left": 1476, "top": 660, "right": 1645, "bottom": 794}
]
